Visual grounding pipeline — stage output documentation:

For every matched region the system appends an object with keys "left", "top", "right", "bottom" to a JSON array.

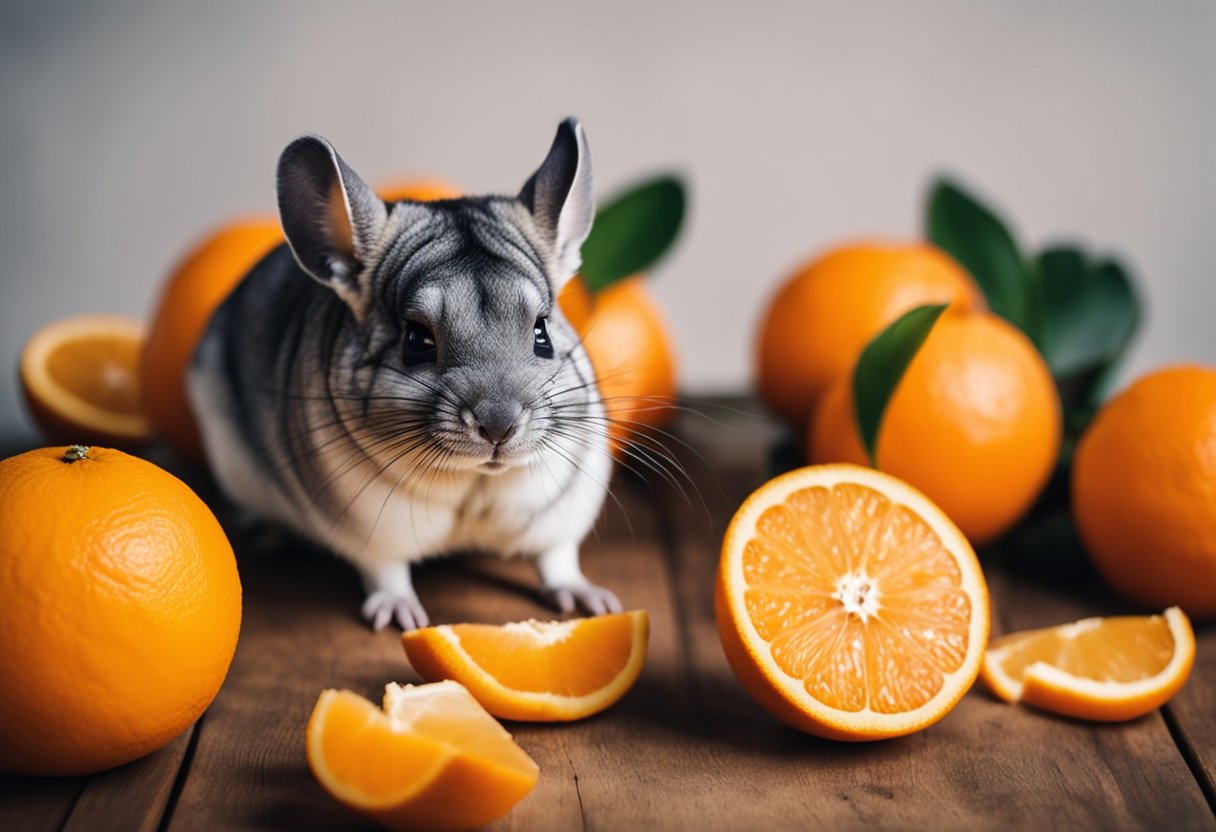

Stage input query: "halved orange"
[
  {"left": 716, "top": 464, "right": 989, "bottom": 740},
  {"left": 307, "top": 681, "right": 538, "bottom": 832},
  {"left": 402, "top": 610, "right": 649, "bottom": 721},
  {"left": 980, "top": 607, "right": 1195, "bottom": 722},
  {"left": 19, "top": 314, "right": 151, "bottom": 448}
]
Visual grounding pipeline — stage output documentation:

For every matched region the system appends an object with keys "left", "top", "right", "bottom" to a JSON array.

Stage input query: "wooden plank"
[
  {"left": 59, "top": 729, "right": 194, "bottom": 832},
  {"left": 1164, "top": 625, "right": 1216, "bottom": 809},
  {"left": 160, "top": 468, "right": 685, "bottom": 831},
  {"left": 0, "top": 773, "right": 82, "bottom": 832},
  {"left": 653, "top": 400, "right": 1215, "bottom": 830}
]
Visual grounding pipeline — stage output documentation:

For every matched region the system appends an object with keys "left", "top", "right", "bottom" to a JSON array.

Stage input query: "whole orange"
[
  {"left": 1072, "top": 365, "right": 1216, "bottom": 618},
  {"left": 139, "top": 217, "right": 283, "bottom": 462},
  {"left": 0, "top": 445, "right": 241, "bottom": 776},
  {"left": 809, "top": 311, "right": 1061, "bottom": 546},
  {"left": 560, "top": 275, "right": 678, "bottom": 454},
  {"left": 375, "top": 178, "right": 462, "bottom": 202},
  {"left": 756, "top": 241, "right": 985, "bottom": 430}
]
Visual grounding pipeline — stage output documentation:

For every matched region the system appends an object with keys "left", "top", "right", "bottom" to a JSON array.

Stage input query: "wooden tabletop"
[{"left": 2, "top": 401, "right": 1214, "bottom": 831}]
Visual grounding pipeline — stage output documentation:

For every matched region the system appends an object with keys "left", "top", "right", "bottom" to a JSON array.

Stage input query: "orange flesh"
[
  {"left": 451, "top": 616, "right": 636, "bottom": 696},
  {"left": 317, "top": 694, "right": 445, "bottom": 801},
  {"left": 742, "top": 482, "right": 972, "bottom": 713},
  {"left": 45, "top": 336, "right": 142, "bottom": 415},
  {"left": 990, "top": 615, "right": 1174, "bottom": 684}
]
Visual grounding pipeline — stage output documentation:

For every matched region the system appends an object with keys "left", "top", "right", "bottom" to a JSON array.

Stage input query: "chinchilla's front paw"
[
  {"left": 545, "top": 582, "right": 624, "bottom": 616},
  {"left": 361, "top": 590, "right": 430, "bottom": 632}
]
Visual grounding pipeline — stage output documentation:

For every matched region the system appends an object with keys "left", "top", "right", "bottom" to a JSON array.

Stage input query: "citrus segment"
[
  {"left": 402, "top": 610, "right": 649, "bottom": 721},
  {"left": 717, "top": 464, "right": 989, "bottom": 740},
  {"left": 19, "top": 314, "right": 151, "bottom": 448},
  {"left": 980, "top": 607, "right": 1195, "bottom": 722},
  {"left": 308, "top": 681, "right": 537, "bottom": 832}
]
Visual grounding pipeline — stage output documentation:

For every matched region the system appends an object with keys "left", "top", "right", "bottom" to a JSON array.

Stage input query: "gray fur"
[{"left": 188, "top": 119, "right": 617, "bottom": 630}]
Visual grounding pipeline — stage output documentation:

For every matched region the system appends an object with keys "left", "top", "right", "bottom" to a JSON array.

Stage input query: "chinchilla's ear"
[
  {"left": 277, "top": 135, "right": 388, "bottom": 322},
  {"left": 519, "top": 118, "right": 594, "bottom": 289}
]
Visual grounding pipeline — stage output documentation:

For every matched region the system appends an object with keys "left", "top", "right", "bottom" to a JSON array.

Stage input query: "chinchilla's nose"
[{"left": 472, "top": 400, "right": 523, "bottom": 445}]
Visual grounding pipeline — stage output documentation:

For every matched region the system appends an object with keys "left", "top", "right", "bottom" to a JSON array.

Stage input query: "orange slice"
[
  {"left": 402, "top": 610, "right": 649, "bottom": 721},
  {"left": 980, "top": 607, "right": 1195, "bottom": 721},
  {"left": 19, "top": 314, "right": 151, "bottom": 448},
  {"left": 716, "top": 464, "right": 989, "bottom": 740},
  {"left": 307, "top": 681, "right": 538, "bottom": 832}
]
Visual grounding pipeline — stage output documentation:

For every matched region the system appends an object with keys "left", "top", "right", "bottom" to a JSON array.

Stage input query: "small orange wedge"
[
  {"left": 716, "top": 464, "right": 990, "bottom": 740},
  {"left": 307, "top": 681, "right": 538, "bottom": 832},
  {"left": 980, "top": 607, "right": 1195, "bottom": 722},
  {"left": 19, "top": 314, "right": 151, "bottom": 448},
  {"left": 402, "top": 610, "right": 649, "bottom": 721}
]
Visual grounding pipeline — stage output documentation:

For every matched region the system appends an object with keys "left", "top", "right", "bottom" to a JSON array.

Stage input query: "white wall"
[{"left": 1, "top": 0, "right": 1213, "bottom": 439}]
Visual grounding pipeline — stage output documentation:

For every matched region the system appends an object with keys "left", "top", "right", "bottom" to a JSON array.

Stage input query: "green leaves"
[
  {"left": 853, "top": 304, "right": 947, "bottom": 465},
  {"left": 924, "top": 178, "right": 1141, "bottom": 434},
  {"left": 927, "top": 179, "right": 1033, "bottom": 337},
  {"left": 579, "top": 175, "right": 687, "bottom": 292}
]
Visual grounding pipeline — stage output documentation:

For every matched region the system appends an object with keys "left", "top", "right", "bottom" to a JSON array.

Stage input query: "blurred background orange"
[{"left": 0, "top": 2, "right": 1213, "bottom": 438}]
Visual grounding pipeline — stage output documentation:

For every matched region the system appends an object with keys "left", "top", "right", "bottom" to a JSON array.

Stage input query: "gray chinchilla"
[{"left": 188, "top": 118, "right": 617, "bottom": 630}]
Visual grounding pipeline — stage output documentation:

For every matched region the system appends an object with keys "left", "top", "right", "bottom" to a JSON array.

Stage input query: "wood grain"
[
  {"left": 61, "top": 729, "right": 194, "bottom": 832},
  {"left": 2, "top": 402, "right": 1213, "bottom": 829},
  {"left": 653, "top": 402, "right": 1216, "bottom": 830},
  {"left": 1165, "top": 624, "right": 1216, "bottom": 808}
]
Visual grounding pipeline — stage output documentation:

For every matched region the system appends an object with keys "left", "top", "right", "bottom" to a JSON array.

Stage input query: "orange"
[
  {"left": 716, "top": 464, "right": 989, "bottom": 740},
  {"left": 756, "top": 241, "right": 985, "bottom": 430},
  {"left": 375, "top": 177, "right": 462, "bottom": 202},
  {"left": 980, "top": 607, "right": 1194, "bottom": 722},
  {"left": 809, "top": 311, "right": 1061, "bottom": 546},
  {"left": 307, "top": 681, "right": 538, "bottom": 832},
  {"left": 402, "top": 610, "right": 648, "bottom": 721},
  {"left": 139, "top": 217, "right": 283, "bottom": 462},
  {"left": 559, "top": 275, "right": 678, "bottom": 455},
  {"left": 1072, "top": 365, "right": 1216, "bottom": 618},
  {"left": 0, "top": 445, "right": 241, "bottom": 775},
  {"left": 19, "top": 314, "right": 151, "bottom": 449}
]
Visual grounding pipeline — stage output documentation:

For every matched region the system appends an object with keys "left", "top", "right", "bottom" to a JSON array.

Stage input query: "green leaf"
[
  {"left": 926, "top": 178, "right": 1036, "bottom": 340},
  {"left": 1037, "top": 248, "right": 1140, "bottom": 377},
  {"left": 579, "top": 175, "right": 686, "bottom": 291},
  {"left": 853, "top": 304, "right": 947, "bottom": 466}
]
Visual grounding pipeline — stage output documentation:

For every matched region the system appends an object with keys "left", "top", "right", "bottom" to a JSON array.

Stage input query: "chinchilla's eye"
[
  {"left": 404, "top": 320, "right": 438, "bottom": 364},
  {"left": 533, "top": 317, "right": 554, "bottom": 359}
]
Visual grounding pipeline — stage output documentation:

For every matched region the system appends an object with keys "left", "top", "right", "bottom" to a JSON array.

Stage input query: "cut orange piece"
[
  {"left": 716, "top": 464, "right": 989, "bottom": 740},
  {"left": 307, "top": 681, "right": 538, "bottom": 832},
  {"left": 402, "top": 610, "right": 649, "bottom": 721},
  {"left": 980, "top": 607, "right": 1195, "bottom": 722},
  {"left": 19, "top": 314, "right": 151, "bottom": 448}
]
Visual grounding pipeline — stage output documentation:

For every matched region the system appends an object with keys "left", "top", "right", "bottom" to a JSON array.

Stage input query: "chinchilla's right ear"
[
  {"left": 277, "top": 135, "right": 388, "bottom": 323},
  {"left": 519, "top": 118, "right": 594, "bottom": 290}
]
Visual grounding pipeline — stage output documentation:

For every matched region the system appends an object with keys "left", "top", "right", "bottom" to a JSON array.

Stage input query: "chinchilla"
[{"left": 188, "top": 118, "right": 619, "bottom": 631}]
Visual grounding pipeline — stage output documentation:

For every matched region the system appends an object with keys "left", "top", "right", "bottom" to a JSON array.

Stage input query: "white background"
[{"left": 1, "top": 0, "right": 1213, "bottom": 439}]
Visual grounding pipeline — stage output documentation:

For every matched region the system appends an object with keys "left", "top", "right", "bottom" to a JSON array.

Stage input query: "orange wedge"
[
  {"left": 19, "top": 314, "right": 151, "bottom": 448},
  {"left": 716, "top": 464, "right": 989, "bottom": 740},
  {"left": 980, "top": 607, "right": 1195, "bottom": 722},
  {"left": 402, "top": 610, "right": 649, "bottom": 721},
  {"left": 307, "top": 681, "right": 538, "bottom": 832}
]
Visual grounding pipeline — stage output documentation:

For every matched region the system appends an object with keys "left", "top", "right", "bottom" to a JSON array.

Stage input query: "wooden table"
[{"left": 2, "top": 401, "right": 1214, "bottom": 831}]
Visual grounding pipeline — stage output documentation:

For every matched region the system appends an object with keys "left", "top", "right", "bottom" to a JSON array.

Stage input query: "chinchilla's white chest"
[{"left": 318, "top": 434, "right": 611, "bottom": 569}]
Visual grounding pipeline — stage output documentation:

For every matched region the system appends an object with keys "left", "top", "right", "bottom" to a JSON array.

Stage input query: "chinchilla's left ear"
[
  {"left": 277, "top": 135, "right": 388, "bottom": 322},
  {"left": 519, "top": 118, "right": 594, "bottom": 289}
]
